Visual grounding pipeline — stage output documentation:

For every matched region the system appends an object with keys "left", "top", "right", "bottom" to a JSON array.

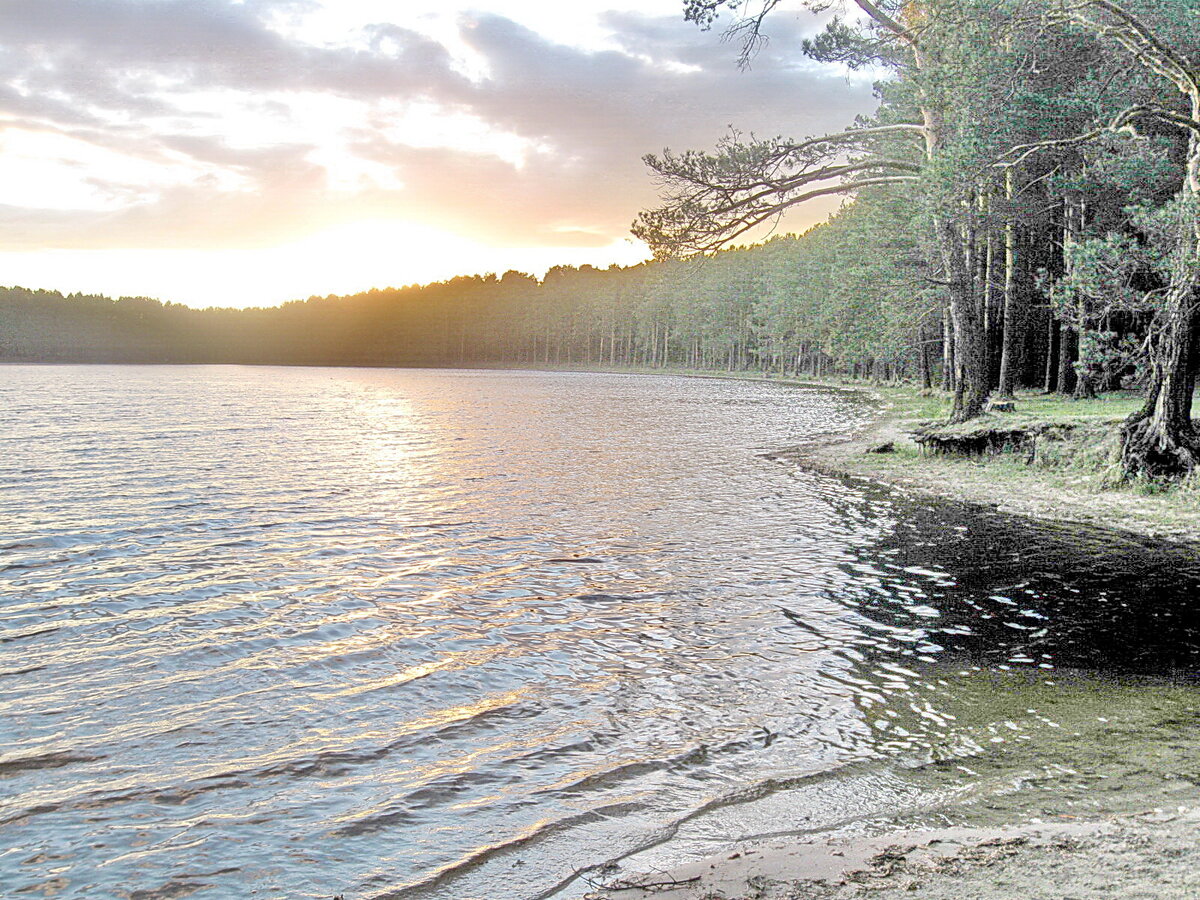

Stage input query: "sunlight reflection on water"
[{"left": 2, "top": 366, "right": 1199, "bottom": 900}]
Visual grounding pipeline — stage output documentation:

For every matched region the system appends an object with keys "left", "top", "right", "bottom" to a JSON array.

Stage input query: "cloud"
[
  {"left": 353, "top": 13, "right": 872, "bottom": 245},
  {"left": 0, "top": 1, "right": 876, "bottom": 253},
  {"left": 0, "top": 0, "right": 470, "bottom": 139}
]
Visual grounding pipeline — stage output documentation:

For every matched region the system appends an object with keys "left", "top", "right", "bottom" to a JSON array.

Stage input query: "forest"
[
  {"left": 3, "top": 0, "right": 1200, "bottom": 479},
  {"left": 0, "top": 228, "right": 933, "bottom": 376}
]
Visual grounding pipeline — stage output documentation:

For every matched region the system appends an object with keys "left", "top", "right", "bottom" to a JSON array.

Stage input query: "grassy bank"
[{"left": 794, "top": 381, "right": 1200, "bottom": 543}]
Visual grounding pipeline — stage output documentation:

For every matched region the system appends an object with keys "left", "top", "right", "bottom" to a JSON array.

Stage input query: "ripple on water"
[{"left": 2, "top": 367, "right": 1199, "bottom": 900}]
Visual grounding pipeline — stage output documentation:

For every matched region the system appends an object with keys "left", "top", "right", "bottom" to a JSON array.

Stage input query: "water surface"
[{"left": 2, "top": 366, "right": 1198, "bottom": 899}]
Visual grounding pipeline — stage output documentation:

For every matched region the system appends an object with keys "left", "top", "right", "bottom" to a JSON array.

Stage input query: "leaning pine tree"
[{"left": 636, "top": 0, "right": 1003, "bottom": 423}]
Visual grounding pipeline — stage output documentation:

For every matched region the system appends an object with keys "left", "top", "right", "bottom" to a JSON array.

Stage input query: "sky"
[{"left": 0, "top": 0, "right": 878, "bottom": 308}]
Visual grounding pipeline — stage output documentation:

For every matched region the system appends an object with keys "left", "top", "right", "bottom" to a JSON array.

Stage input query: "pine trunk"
[
  {"left": 1043, "top": 314, "right": 1058, "bottom": 393},
  {"left": 1120, "top": 219, "right": 1200, "bottom": 476},
  {"left": 941, "top": 216, "right": 990, "bottom": 423},
  {"left": 1120, "top": 126, "right": 1200, "bottom": 479},
  {"left": 942, "top": 306, "right": 955, "bottom": 392},
  {"left": 997, "top": 171, "right": 1021, "bottom": 398}
]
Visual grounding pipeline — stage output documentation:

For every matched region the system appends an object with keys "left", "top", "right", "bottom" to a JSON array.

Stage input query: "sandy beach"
[{"left": 589, "top": 808, "right": 1200, "bottom": 899}]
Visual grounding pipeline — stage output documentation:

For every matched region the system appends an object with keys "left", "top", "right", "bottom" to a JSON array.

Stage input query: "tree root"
[{"left": 1119, "top": 415, "right": 1200, "bottom": 481}]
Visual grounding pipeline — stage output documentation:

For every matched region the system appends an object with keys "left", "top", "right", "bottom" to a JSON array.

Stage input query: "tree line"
[{"left": 0, "top": 222, "right": 948, "bottom": 376}]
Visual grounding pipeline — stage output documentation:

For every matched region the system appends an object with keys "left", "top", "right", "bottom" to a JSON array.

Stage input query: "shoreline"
[
  {"left": 777, "top": 382, "right": 1200, "bottom": 546},
  {"left": 504, "top": 363, "right": 1200, "bottom": 550}
]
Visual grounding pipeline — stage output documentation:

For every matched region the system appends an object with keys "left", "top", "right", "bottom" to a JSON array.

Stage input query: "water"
[{"left": 1, "top": 366, "right": 1198, "bottom": 899}]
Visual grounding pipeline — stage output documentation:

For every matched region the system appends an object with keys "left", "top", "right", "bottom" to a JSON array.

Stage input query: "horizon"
[
  {"left": 0, "top": 0, "right": 874, "bottom": 309},
  {"left": 3, "top": 230, "right": 813, "bottom": 312}
]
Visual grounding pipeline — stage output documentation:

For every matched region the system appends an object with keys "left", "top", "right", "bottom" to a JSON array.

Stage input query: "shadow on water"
[{"left": 824, "top": 485, "right": 1200, "bottom": 674}]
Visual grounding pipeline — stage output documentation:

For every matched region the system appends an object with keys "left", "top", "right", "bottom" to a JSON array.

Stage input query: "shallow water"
[{"left": 1, "top": 366, "right": 1198, "bottom": 899}]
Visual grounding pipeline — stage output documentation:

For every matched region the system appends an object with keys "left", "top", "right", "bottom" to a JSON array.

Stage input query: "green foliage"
[{"left": 1046, "top": 231, "right": 1158, "bottom": 384}]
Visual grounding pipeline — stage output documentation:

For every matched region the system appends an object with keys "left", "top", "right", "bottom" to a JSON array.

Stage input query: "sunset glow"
[{"left": 0, "top": 0, "right": 873, "bottom": 307}]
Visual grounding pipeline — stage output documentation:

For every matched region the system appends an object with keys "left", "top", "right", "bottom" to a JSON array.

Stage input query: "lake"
[{"left": 2, "top": 366, "right": 1199, "bottom": 899}]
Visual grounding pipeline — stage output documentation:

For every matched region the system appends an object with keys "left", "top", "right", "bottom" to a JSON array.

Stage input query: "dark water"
[{"left": 1, "top": 366, "right": 1198, "bottom": 899}]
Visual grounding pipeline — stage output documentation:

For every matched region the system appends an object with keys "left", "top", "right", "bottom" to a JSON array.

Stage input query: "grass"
[
  {"left": 870, "top": 384, "right": 1146, "bottom": 429},
  {"left": 815, "top": 381, "right": 1200, "bottom": 542}
]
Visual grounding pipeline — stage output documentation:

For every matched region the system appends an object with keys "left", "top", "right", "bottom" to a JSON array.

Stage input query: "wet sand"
[
  {"left": 573, "top": 636, "right": 1200, "bottom": 900},
  {"left": 590, "top": 808, "right": 1200, "bottom": 899}
]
